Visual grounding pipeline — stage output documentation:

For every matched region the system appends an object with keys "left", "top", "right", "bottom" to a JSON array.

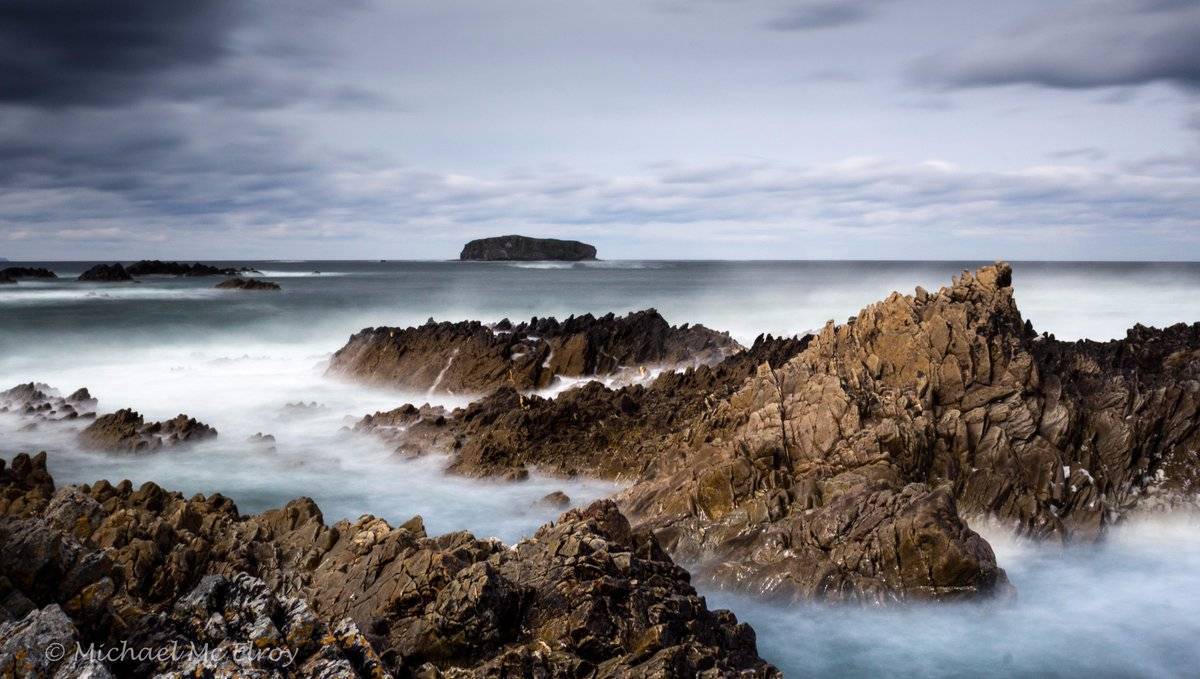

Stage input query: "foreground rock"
[
  {"left": 460, "top": 234, "right": 597, "bottom": 261},
  {"left": 126, "top": 260, "right": 253, "bottom": 276},
  {"left": 78, "top": 263, "right": 133, "bottom": 282},
  {"left": 0, "top": 274, "right": 13, "bottom": 285},
  {"left": 0, "top": 266, "right": 56, "bottom": 279},
  {"left": 215, "top": 276, "right": 281, "bottom": 291},
  {"left": 79, "top": 409, "right": 217, "bottom": 452},
  {"left": 330, "top": 309, "right": 742, "bottom": 394},
  {"left": 0, "top": 453, "right": 777, "bottom": 677}
]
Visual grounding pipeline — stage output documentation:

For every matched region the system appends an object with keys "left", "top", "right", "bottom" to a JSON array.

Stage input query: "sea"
[{"left": 2, "top": 259, "right": 1199, "bottom": 677}]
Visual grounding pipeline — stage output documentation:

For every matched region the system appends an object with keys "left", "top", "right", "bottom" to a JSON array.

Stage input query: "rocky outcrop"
[
  {"left": 0, "top": 383, "right": 97, "bottom": 423},
  {"left": 330, "top": 309, "right": 742, "bottom": 394},
  {"left": 79, "top": 409, "right": 217, "bottom": 452},
  {"left": 77, "top": 263, "right": 133, "bottom": 282},
  {"left": 355, "top": 334, "right": 810, "bottom": 479},
  {"left": 0, "top": 454, "right": 777, "bottom": 677},
  {"left": 215, "top": 276, "right": 281, "bottom": 291},
  {"left": 0, "top": 266, "right": 56, "bottom": 279},
  {"left": 618, "top": 262, "right": 1200, "bottom": 602},
  {"left": 460, "top": 234, "right": 597, "bottom": 261},
  {"left": 126, "top": 260, "right": 252, "bottom": 277},
  {"left": 0, "top": 274, "right": 13, "bottom": 285},
  {"left": 353, "top": 263, "right": 1200, "bottom": 604}
]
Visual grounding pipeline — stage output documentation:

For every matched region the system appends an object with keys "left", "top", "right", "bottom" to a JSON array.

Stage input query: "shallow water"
[
  {"left": 705, "top": 516, "right": 1200, "bottom": 678},
  {"left": 2, "top": 259, "right": 1199, "bottom": 675}
]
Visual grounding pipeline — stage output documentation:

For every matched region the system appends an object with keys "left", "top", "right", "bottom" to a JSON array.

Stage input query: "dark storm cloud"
[
  {"left": 913, "top": 0, "right": 1200, "bottom": 91},
  {"left": 0, "top": 0, "right": 240, "bottom": 106},
  {"left": 765, "top": 1, "right": 882, "bottom": 31}
]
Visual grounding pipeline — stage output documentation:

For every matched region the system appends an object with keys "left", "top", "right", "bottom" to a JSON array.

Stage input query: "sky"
[{"left": 0, "top": 0, "right": 1198, "bottom": 261}]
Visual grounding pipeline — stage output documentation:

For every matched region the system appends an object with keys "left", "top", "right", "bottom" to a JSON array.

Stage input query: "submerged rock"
[
  {"left": 460, "top": 234, "right": 597, "bottom": 261},
  {"left": 79, "top": 409, "right": 217, "bottom": 452},
  {"left": 329, "top": 308, "right": 742, "bottom": 394},
  {"left": 214, "top": 276, "right": 281, "bottom": 291},
  {"left": 77, "top": 263, "right": 133, "bottom": 282},
  {"left": 0, "top": 453, "right": 778, "bottom": 677}
]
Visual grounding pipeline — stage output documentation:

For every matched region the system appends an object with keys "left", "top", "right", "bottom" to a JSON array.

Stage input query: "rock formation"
[
  {"left": 77, "top": 263, "right": 133, "bottom": 282},
  {"left": 0, "top": 453, "right": 777, "bottom": 677},
  {"left": 0, "top": 383, "right": 97, "bottom": 423},
  {"left": 460, "top": 235, "right": 597, "bottom": 261},
  {"left": 0, "top": 266, "right": 57, "bottom": 279},
  {"left": 126, "top": 260, "right": 253, "bottom": 276},
  {"left": 79, "top": 409, "right": 217, "bottom": 452},
  {"left": 355, "top": 263, "right": 1200, "bottom": 605},
  {"left": 0, "top": 273, "right": 13, "bottom": 285},
  {"left": 215, "top": 276, "right": 282, "bottom": 291},
  {"left": 329, "top": 309, "right": 742, "bottom": 394}
]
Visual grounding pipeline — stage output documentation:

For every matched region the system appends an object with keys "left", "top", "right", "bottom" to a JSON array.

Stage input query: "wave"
[{"left": 0, "top": 287, "right": 222, "bottom": 305}]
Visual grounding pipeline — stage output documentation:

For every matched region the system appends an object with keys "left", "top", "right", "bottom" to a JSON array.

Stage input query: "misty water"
[{"left": 3, "top": 260, "right": 1200, "bottom": 676}]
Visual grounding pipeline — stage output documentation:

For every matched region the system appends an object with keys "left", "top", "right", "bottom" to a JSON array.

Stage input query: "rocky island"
[{"left": 460, "top": 235, "right": 598, "bottom": 261}]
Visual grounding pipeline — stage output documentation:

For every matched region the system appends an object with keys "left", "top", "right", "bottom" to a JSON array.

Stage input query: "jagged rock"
[
  {"left": 125, "top": 260, "right": 253, "bottom": 277},
  {"left": 0, "top": 605, "right": 113, "bottom": 678},
  {"left": 0, "top": 274, "right": 14, "bottom": 285},
  {"left": 78, "top": 409, "right": 217, "bottom": 452},
  {"left": 329, "top": 309, "right": 742, "bottom": 394},
  {"left": 352, "top": 263, "right": 1200, "bottom": 603},
  {"left": 77, "top": 264, "right": 133, "bottom": 282},
  {"left": 0, "top": 457, "right": 777, "bottom": 677},
  {"left": 460, "top": 235, "right": 597, "bottom": 261},
  {"left": 0, "top": 383, "right": 97, "bottom": 423},
  {"left": 0, "top": 267, "right": 58, "bottom": 279},
  {"left": 353, "top": 334, "right": 809, "bottom": 479},
  {"left": 215, "top": 277, "right": 281, "bottom": 291},
  {"left": 620, "top": 262, "right": 1200, "bottom": 602}
]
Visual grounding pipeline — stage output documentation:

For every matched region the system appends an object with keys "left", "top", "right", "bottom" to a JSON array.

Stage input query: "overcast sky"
[{"left": 1, "top": 0, "right": 1198, "bottom": 260}]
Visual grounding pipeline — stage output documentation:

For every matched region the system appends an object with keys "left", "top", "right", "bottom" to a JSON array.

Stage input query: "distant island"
[{"left": 460, "top": 235, "right": 597, "bottom": 261}]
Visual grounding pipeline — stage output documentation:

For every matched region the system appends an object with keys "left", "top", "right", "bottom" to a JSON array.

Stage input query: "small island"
[{"left": 460, "top": 235, "right": 597, "bottom": 261}]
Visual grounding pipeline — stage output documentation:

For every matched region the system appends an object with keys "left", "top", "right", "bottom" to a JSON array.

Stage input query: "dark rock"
[
  {"left": 77, "top": 263, "right": 132, "bottom": 282},
  {"left": 125, "top": 260, "right": 253, "bottom": 277},
  {"left": 0, "top": 266, "right": 56, "bottom": 279},
  {"left": 0, "top": 459, "right": 778, "bottom": 677},
  {"left": 460, "top": 234, "right": 597, "bottom": 261},
  {"left": 79, "top": 409, "right": 217, "bottom": 452},
  {"left": 0, "top": 382, "right": 97, "bottom": 423},
  {"left": 538, "top": 491, "right": 571, "bottom": 508},
  {"left": 329, "top": 309, "right": 742, "bottom": 394},
  {"left": 215, "top": 277, "right": 281, "bottom": 291},
  {"left": 0, "top": 274, "right": 13, "bottom": 285}
]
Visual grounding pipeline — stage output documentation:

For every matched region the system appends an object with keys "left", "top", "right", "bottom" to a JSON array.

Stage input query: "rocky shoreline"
[
  {"left": 4, "top": 262, "right": 1200, "bottom": 673},
  {"left": 0, "top": 454, "right": 776, "bottom": 677}
]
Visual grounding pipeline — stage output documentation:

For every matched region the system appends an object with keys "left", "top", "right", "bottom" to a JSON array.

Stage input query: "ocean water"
[{"left": 2, "top": 259, "right": 1200, "bottom": 676}]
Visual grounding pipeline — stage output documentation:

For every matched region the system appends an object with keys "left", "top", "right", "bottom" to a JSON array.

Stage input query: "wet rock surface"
[
  {"left": 79, "top": 409, "right": 217, "bottom": 452},
  {"left": 215, "top": 276, "right": 282, "bottom": 291},
  {"left": 0, "top": 454, "right": 777, "bottom": 677},
  {"left": 460, "top": 235, "right": 597, "bottom": 261},
  {"left": 329, "top": 308, "right": 742, "bottom": 394},
  {"left": 77, "top": 263, "right": 133, "bottom": 282}
]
